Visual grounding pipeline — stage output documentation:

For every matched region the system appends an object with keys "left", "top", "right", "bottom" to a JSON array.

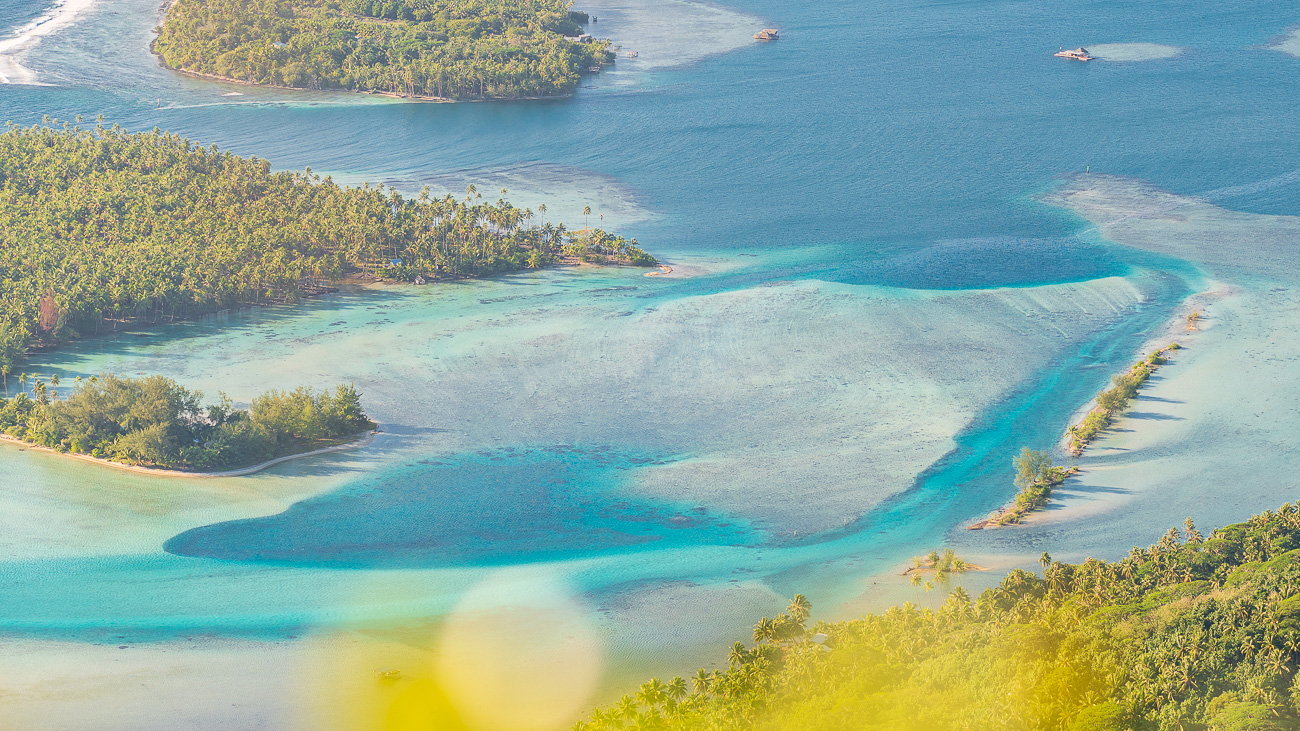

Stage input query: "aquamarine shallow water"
[{"left": 4, "top": 0, "right": 1300, "bottom": 720}]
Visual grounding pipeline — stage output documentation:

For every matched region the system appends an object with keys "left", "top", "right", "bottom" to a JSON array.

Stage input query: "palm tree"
[
  {"left": 787, "top": 594, "right": 812, "bottom": 623},
  {"left": 636, "top": 678, "right": 666, "bottom": 708},
  {"left": 588, "top": 708, "right": 616, "bottom": 729},
  {"left": 728, "top": 641, "right": 748, "bottom": 668},
  {"left": 691, "top": 668, "right": 711, "bottom": 695},
  {"left": 583, "top": 205, "right": 591, "bottom": 229},
  {"left": 1040, "top": 551, "right": 1052, "bottom": 571},
  {"left": 666, "top": 676, "right": 687, "bottom": 704},
  {"left": 615, "top": 695, "right": 638, "bottom": 722}
]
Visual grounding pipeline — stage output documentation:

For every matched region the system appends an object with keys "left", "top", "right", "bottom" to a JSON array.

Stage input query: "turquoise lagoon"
[{"left": 4, "top": 0, "right": 1300, "bottom": 724}]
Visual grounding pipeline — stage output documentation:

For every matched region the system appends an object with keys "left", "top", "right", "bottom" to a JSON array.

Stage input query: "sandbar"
[{"left": 0, "top": 429, "right": 377, "bottom": 478}]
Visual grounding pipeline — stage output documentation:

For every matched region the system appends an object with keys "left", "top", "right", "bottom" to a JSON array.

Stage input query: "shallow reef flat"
[
  {"left": 21, "top": 260, "right": 1150, "bottom": 543},
  {"left": 956, "top": 176, "right": 1300, "bottom": 563}
]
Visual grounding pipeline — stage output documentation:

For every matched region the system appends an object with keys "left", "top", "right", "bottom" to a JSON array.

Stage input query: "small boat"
[
  {"left": 588, "top": 66, "right": 601, "bottom": 73},
  {"left": 754, "top": 28, "right": 779, "bottom": 41},
  {"left": 1054, "top": 46, "right": 1092, "bottom": 61},
  {"left": 626, "top": 51, "right": 639, "bottom": 58}
]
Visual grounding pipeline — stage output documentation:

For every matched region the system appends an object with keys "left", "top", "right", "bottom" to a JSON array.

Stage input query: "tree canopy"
[
  {"left": 579, "top": 504, "right": 1300, "bottom": 730},
  {"left": 153, "top": 0, "right": 613, "bottom": 99},
  {"left": 0, "top": 121, "right": 655, "bottom": 370},
  {"left": 0, "top": 374, "right": 373, "bottom": 471}
]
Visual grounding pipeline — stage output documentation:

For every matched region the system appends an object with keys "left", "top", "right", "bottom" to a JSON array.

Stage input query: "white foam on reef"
[
  {"left": 0, "top": 0, "right": 98, "bottom": 84},
  {"left": 957, "top": 176, "right": 1300, "bottom": 564},
  {"left": 581, "top": 0, "right": 764, "bottom": 71},
  {"left": 1272, "top": 27, "right": 1300, "bottom": 58},
  {"left": 1087, "top": 42, "right": 1182, "bottom": 62}
]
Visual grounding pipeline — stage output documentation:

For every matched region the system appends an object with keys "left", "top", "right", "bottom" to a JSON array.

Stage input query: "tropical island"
[
  {"left": 152, "top": 0, "right": 614, "bottom": 99},
  {"left": 0, "top": 373, "right": 373, "bottom": 472},
  {"left": 1067, "top": 343, "right": 1179, "bottom": 456},
  {"left": 578, "top": 503, "right": 1300, "bottom": 730},
  {"left": 973, "top": 342, "right": 1180, "bottom": 529},
  {"left": 0, "top": 121, "right": 656, "bottom": 372}
]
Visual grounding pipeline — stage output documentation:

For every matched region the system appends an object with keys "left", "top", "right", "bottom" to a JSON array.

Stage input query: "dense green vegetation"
[
  {"left": 982, "top": 447, "right": 1076, "bottom": 526},
  {"left": 1068, "top": 344, "right": 1178, "bottom": 456},
  {"left": 153, "top": 0, "right": 613, "bottom": 99},
  {"left": 579, "top": 502, "right": 1300, "bottom": 730},
  {"left": 0, "top": 373, "right": 373, "bottom": 470},
  {"left": 907, "top": 548, "right": 972, "bottom": 595},
  {"left": 0, "top": 122, "right": 655, "bottom": 370}
]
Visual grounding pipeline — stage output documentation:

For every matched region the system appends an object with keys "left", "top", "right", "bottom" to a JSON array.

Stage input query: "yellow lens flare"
[
  {"left": 435, "top": 570, "right": 604, "bottom": 731},
  {"left": 295, "top": 569, "right": 603, "bottom": 731}
]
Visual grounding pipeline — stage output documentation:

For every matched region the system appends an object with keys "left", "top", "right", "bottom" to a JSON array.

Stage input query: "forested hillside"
[
  {"left": 0, "top": 122, "right": 654, "bottom": 371},
  {"left": 153, "top": 0, "right": 612, "bottom": 98},
  {"left": 581, "top": 504, "right": 1300, "bottom": 730}
]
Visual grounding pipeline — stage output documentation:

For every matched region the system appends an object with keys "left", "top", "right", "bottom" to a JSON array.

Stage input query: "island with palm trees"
[
  {"left": 0, "top": 373, "right": 375, "bottom": 473},
  {"left": 152, "top": 0, "right": 615, "bottom": 100},
  {"left": 0, "top": 121, "right": 656, "bottom": 375},
  {"left": 575, "top": 503, "right": 1300, "bottom": 729}
]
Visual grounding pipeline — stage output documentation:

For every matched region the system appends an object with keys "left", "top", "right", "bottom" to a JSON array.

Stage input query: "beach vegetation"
[
  {"left": 153, "top": 0, "right": 614, "bottom": 99},
  {"left": 576, "top": 503, "right": 1300, "bottom": 730},
  {"left": 1067, "top": 345, "right": 1177, "bottom": 456},
  {"left": 989, "top": 447, "right": 1075, "bottom": 525},
  {"left": 0, "top": 373, "right": 374, "bottom": 471},
  {"left": 906, "top": 547, "right": 970, "bottom": 580},
  {"left": 0, "top": 122, "right": 655, "bottom": 371}
]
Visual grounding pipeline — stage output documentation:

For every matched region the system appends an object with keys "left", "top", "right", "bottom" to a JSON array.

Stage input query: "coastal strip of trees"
[
  {"left": 969, "top": 447, "right": 1077, "bottom": 528},
  {"left": 153, "top": 0, "right": 614, "bottom": 99},
  {"left": 0, "top": 121, "right": 656, "bottom": 371},
  {"left": 974, "top": 343, "right": 1181, "bottom": 529},
  {"left": 0, "top": 374, "right": 373, "bottom": 471},
  {"left": 578, "top": 503, "right": 1300, "bottom": 730},
  {"left": 1068, "top": 344, "right": 1179, "bottom": 455}
]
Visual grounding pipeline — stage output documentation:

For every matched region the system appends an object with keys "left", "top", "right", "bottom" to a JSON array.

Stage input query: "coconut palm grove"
[
  {"left": 576, "top": 506, "right": 1300, "bottom": 730},
  {"left": 153, "top": 0, "right": 613, "bottom": 98},
  {"left": 0, "top": 122, "right": 655, "bottom": 372}
]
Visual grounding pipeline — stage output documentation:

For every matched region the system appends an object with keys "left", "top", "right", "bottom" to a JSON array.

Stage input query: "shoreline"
[
  {"left": 970, "top": 306, "right": 1204, "bottom": 532},
  {"left": 0, "top": 428, "right": 378, "bottom": 478},
  {"left": 0, "top": 0, "right": 99, "bottom": 85},
  {"left": 644, "top": 264, "right": 673, "bottom": 277},
  {"left": 152, "top": 47, "right": 577, "bottom": 104},
  {"left": 19, "top": 257, "right": 657, "bottom": 360}
]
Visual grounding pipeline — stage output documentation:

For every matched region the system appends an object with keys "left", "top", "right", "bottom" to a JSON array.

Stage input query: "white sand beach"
[{"left": 990, "top": 175, "right": 1300, "bottom": 554}]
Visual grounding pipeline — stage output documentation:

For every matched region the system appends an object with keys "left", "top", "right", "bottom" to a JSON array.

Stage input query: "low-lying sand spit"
[
  {"left": 0, "top": 429, "right": 377, "bottom": 479},
  {"left": 951, "top": 175, "right": 1300, "bottom": 564},
  {"left": 0, "top": 0, "right": 99, "bottom": 84}
]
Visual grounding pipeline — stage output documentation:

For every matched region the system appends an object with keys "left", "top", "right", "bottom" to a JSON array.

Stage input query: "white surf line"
[{"left": 0, "top": 0, "right": 99, "bottom": 85}]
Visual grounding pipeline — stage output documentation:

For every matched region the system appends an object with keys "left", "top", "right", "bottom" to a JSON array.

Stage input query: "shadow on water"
[{"left": 162, "top": 445, "right": 760, "bottom": 569}]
